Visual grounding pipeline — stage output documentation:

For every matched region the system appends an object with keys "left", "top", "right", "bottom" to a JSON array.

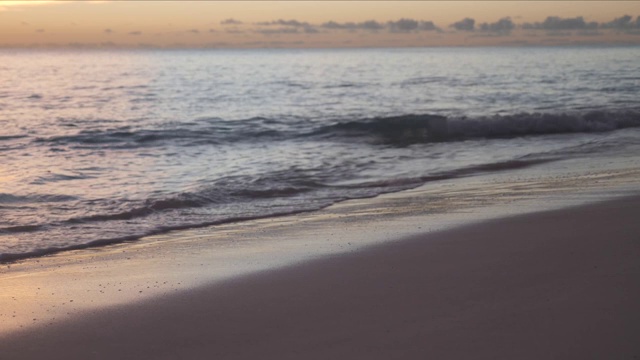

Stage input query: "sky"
[{"left": 1, "top": 1, "right": 640, "bottom": 48}]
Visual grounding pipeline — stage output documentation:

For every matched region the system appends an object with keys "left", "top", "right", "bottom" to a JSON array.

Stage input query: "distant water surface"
[{"left": 1, "top": 46, "right": 640, "bottom": 261}]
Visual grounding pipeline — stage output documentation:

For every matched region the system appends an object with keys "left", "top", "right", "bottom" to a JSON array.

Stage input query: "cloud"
[
  {"left": 321, "top": 21, "right": 358, "bottom": 31},
  {"left": 234, "top": 15, "right": 640, "bottom": 39},
  {"left": 250, "top": 17, "right": 439, "bottom": 35},
  {"left": 387, "top": 18, "right": 418, "bottom": 32},
  {"left": 320, "top": 20, "right": 384, "bottom": 32},
  {"left": 253, "top": 27, "right": 319, "bottom": 36},
  {"left": 601, "top": 15, "right": 640, "bottom": 30},
  {"left": 220, "top": 18, "right": 242, "bottom": 25},
  {"left": 320, "top": 21, "right": 358, "bottom": 31},
  {"left": 450, "top": 18, "right": 475, "bottom": 31},
  {"left": 254, "top": 27, "right": 299, "bottom": 35},
  {"left": 385, "top": 19, "right": 440, "bottom": 33},
  {"left": 419, "top": 21, "right": 439, "bottom": 31},
  {"left": 360, "top": 20, "right": 384, "bottom": 31},
  {"left": 303, "top": 27, "right": 319, "bottom": 34},
  {"left": 523, "top": 16, "right": 598, "bottom": 30},
  {"left": 254, "top": 19, "right": 318, "bottom": 34},
  {"left": 478, "top": 17, "right": 514, "bottom": 34},
  {"left": 256, "top": 19, "right": 310, "bottom": 27},
  {"left": 9, "top": 12, "right": 640, "bottom": 49}
]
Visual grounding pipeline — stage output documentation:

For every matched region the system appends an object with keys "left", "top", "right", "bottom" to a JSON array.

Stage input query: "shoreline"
[
  {"left": 2, "top": 154, "right": 638, "bottom": 266},
  {"left": 2, "top": 195, "right": 639, "bottom": 359},
  {"left": 0, "top": 157, "right": 564, "bottom": 266},
  {"left": 1, "top": 157, "right": 639, "bottom": 336}
]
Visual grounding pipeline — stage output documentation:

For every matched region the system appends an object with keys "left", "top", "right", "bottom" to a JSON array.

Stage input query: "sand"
[{"left": 1, "top": 196, "right": 639, "bottom": 359}]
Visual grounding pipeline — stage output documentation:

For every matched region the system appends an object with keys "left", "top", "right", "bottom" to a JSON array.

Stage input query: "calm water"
[{"left": 1, "top": 47, "right": 640, "bottom": 261}]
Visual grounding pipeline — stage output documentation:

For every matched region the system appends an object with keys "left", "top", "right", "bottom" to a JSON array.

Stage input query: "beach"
[
  {"left": 2, "top": 46, "right": 640, "bottom": 359},
  {"left": 1, "top": 194, "right": 639, "bottom": 359}
]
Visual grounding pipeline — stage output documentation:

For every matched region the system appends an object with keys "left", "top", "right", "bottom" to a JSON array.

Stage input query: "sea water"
[{"left": 1, "top": 46, "right": 639, "bottom": 261}]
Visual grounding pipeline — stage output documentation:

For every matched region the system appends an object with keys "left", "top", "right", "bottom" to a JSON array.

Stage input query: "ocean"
[{"left": 1, "top": 46, "right": 640, "bottom": 262}]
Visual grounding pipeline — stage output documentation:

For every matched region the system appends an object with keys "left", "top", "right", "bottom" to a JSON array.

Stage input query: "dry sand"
[{"left": 1, "top": 196, "right": 639, "bottom": 359}]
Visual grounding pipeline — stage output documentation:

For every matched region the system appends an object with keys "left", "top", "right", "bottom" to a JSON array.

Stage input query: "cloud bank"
[
  {"left": 450, "top": 18, "right": 475, "bottom": 31},
  {"left": 4, "top": 14, "right": 640, "bottom": 48}
]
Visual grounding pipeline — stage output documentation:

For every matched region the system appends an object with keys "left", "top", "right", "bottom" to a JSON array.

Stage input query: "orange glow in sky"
[{"left": 1, "top": 1, "right": 639, "bottom": 48}]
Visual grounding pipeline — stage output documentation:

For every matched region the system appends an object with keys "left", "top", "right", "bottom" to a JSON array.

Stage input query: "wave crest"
[
  {"left": 447, "top": 110, "right": 640, "bottom": 139},
  {"left": 30, "top": 109, "right": 640, "bottom": 149},
  {"left": 316, "top": 110, "right": 640, "bottom": 145}
]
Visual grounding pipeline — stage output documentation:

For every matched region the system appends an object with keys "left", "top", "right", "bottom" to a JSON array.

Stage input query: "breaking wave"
[
  {"left": 447, "top": 110, "right": 640, "bottom": 138},
  {"left": 31, "top": 109, "right": 640, "bottom": 149},
  {"left": 0, "top": 155, "right": 554, "bottom": 263},
  {"left": 4, "top": 108, "right": 639, "bottom": 263},
  {"left": 318, "top": 109, "right": 640, "bottom": 144}
]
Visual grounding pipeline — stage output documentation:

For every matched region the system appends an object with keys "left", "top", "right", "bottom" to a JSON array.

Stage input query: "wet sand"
[{"left": 1, "top": 196, "right": 640, "bottom": 359}]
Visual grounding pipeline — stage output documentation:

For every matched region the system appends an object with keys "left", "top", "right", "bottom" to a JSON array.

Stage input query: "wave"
[
  {"left": 0, "top": 233, "right": 144, "bottom": 263},
  {"left": 333, "top": 157, "right": 556, "bottom": 190},
  {"left": 312, "top": 114, "right": 448, "bottom": 144},
  {"left": 447, "top": 110, "right": 640, "bottom": 139},
  {"left": 317, "top": 110, "right": 640, "bottom": 145},
  {"left": 64, "top": 194, "right": 214, "bottom": 224},
  {"left": 0, "top": 135, "right": 27, "bottom": 141},
  {"left": 0, "top": 209, "right": 320, "bottom": 264},
  {"left": 31, "top": 109, "right": 640, "bottom": 149},
  {"left": 0, "top": 224, "right": 43, "bottom": 234},
  {"left": 0, "top": 193, "right": 77, "bottom": 204},
  {"left": 65, "top": 174, "right": 322, "bottom": 225},
  {"left": 33, "top": 117, "right": 295, "bottom": 149},
  {"left": 0, "top": 155, "right": 553, "bottom": 264},
  {"left": 30, "top": 172, "right": 95, "bottom": 185}
]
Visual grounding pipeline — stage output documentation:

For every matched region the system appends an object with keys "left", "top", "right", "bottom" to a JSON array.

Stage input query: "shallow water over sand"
[
  {"left": 1, "top": 150, "right": 639, "bottom": 334},
  {"left": 2, "top": 47, "right": 640, "bottom": 261}
]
